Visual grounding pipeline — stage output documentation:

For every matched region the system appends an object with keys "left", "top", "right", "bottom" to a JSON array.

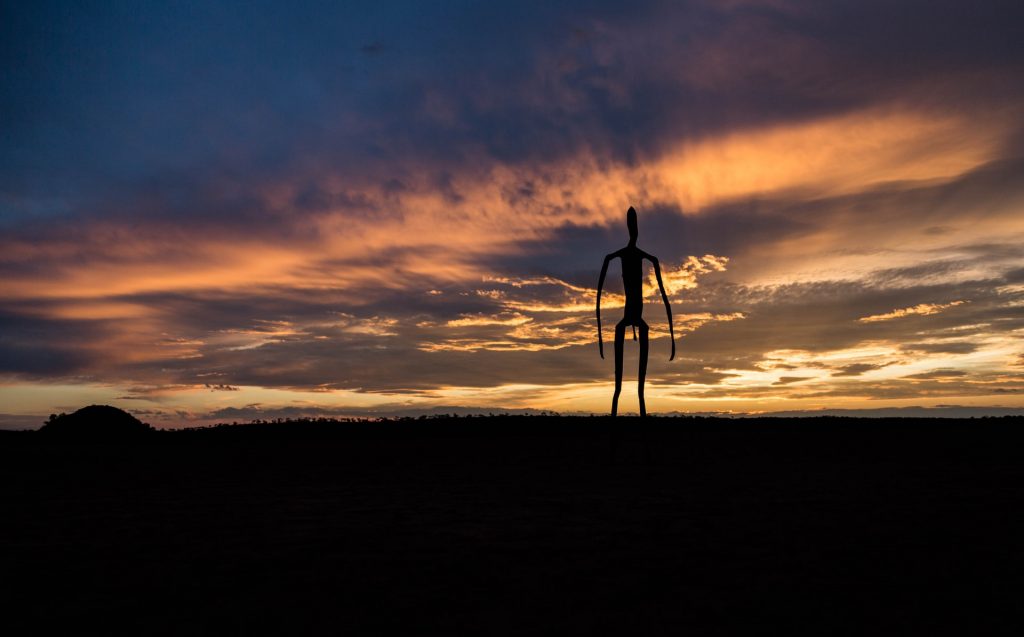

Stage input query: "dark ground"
[{"left": 4, "top": 415, "right": 1024, "bottom": 635}]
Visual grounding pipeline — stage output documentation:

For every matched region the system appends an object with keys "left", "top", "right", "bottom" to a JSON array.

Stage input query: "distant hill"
[{"left": 39, "top": 405, "right": 152, "bottom": 439}]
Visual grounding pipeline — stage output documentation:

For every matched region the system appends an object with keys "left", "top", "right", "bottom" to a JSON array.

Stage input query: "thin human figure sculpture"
[{"left": 596, "top": 207, "right": 675, "bottom": 416}]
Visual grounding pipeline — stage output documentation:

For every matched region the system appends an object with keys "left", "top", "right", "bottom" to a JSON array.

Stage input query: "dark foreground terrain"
[{"left": 4, "top": 415, "right": 1024, "bottom": 635}]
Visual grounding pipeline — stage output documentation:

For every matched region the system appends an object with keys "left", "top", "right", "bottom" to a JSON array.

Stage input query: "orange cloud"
[{"left": 858, "top": 301, "right": 966, "bottom": 323}]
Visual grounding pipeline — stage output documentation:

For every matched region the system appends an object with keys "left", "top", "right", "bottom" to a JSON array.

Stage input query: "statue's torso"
[{"left": 619, "top": 246, "right": 645, "bottom": 322}]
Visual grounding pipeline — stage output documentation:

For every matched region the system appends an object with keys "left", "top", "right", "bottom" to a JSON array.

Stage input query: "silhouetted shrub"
[{"left": 39, "top": 405, "right": 152, "bottom": 439}]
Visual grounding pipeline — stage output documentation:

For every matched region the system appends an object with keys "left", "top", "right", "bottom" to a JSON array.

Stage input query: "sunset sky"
[{"left": 3, "top": 1, "right": 1024, "bottom": 427}]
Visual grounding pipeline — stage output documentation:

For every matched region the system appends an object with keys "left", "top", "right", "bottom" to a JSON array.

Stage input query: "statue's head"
[{"left": 627, "top": 206, "right": 638, "bottom": 242}]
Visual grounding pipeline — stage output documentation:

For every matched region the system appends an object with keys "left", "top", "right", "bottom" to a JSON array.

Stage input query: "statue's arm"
[
  {"left": 596, "top": 253, "right": 613, "bottom": 359},
  {"left": 651, "top": 256, "right": 676, "bottom": 361}
]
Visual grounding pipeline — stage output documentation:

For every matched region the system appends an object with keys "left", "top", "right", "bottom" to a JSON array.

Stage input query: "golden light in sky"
[{"left": 2, "top": 1, "right": 1024, "bottom": 427}]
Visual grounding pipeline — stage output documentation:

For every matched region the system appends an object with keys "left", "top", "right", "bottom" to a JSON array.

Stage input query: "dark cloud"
[
  {"left": 902, "top": 369, "right": 968, "bottom": 380},
  {"left": 0, "top": 310, "right": 106, "bottom": 376},
  {"left": 831, "top": 363, "right": 893, "bottom": 377},
  {"left": 773, "top": 376, "right": 813, "bottom": 386},
  {"left": 901, "top": 342, "right": 980, "bottom": 355},
  {"left": 1003, "top": 267, "right": 1024, "bottom": 283},
  {"left": 5, "top": 1, "right": 1023, "bottom": 226}
]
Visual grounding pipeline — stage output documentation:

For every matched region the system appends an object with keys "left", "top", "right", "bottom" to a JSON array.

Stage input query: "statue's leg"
[
  {"left": 638, "top": 320, "right": 649, "bottom": 417},
  {"left": 612, "top": 320, "right": 627, "bottom": 416}
]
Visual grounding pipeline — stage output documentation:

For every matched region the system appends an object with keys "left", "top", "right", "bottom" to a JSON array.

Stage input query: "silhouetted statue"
[{"left": 596, "top": 207, "right": 675, "bottom": 416}]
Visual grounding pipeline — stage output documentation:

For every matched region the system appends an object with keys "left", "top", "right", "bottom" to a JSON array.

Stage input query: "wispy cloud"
[{"left": 858, "top": 301, "right": 966, "bottom": 323}]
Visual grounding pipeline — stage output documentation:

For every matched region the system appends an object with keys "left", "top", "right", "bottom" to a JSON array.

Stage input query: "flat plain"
[{"left": 4, "top": 416, "right": 1024, "bottom": 635}]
